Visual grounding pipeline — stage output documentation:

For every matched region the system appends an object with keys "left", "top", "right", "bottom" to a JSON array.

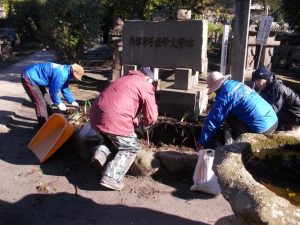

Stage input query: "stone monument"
[{"left": 122, "top": 19, "right": 208, "bottom": 119}]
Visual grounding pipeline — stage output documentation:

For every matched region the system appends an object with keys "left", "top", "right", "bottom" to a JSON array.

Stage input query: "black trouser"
[
  {"left": 21, "top": 74, "right": 52, "bottom": 127},
  {"left": 227, "top": 116, "right": 278, "bottom": 138},
  {"left": 277, "top": 110, "right": 300, "bottom": 130}
]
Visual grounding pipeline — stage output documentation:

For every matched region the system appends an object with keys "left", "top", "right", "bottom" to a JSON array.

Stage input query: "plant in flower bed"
[
  {"left": 66, "top": 100, "right": 92, "bottom": 127},
  {"left": 66, "top": 102, "right": 206, "bottom": 153},
  {"left": 143, "top": 116, "right": 203, "bottom": 149}
]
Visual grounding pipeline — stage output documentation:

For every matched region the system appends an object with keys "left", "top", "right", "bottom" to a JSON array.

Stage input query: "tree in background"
[
  {"left": 100, "top": 0, "right": 155, "bottom": 44},
  {"left": 145, "top": 0, "right": 212, "bottom": 19},
  {"left": 253, "top": 0, "right": 285, "bottom": 25},
  {"left": 0, "top": 0, "right": 9, "bottom": 11},
  {"left": 1, "top": 0, "right": 298, "bottom": 63},
  {"left": 4, "top": 0, "right": 42, "bottom": 42},
  {"left": 281, "top": 0, "right": 300, "bottom": 31},
  {"left": 100, "top": 0, "right": 212, "bottom": 42},
  {"left": 40, "top": 0, "right": 103, "bottom": 62},
  {"left": 249, "top": 0, "right": 299, "bottom": 30}
]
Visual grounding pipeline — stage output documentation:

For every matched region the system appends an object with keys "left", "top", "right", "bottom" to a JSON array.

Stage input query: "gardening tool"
[{"left": 28, "top": 113, "right": 74, "bottom": 163}]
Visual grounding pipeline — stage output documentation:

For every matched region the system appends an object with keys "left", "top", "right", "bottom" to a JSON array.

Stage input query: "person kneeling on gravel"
[{"left": 90, "top": 66, "right": 158, "bottom": 191}]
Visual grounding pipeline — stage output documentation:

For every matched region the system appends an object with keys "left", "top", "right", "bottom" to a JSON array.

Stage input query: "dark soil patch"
[
  {"left": 145, "top": 117, "right": 203, "bottom": 148},
  {"left": 65, "top": 105, "right": 226, "bottom": 154},
  {"left": 65, "top": 107, "right": 203, "bottom": 152}
]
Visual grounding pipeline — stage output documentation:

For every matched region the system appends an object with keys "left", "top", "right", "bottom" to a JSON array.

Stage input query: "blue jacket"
[
  {"left": 198, "top": 80, "right": 278, "bottom": 146},
  {"left": 23, "top": 62, "right": 75, "bottom": 105}
]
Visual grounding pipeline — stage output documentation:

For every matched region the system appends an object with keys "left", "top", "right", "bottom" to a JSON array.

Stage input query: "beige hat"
[
  {"left": 71, "top": 63, "right": 84, "bottom": 81},
  {"left": 206, "top": 71, "right": 232, "bottom": 95}
]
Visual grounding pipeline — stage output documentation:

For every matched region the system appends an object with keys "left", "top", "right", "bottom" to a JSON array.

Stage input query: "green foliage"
[
  {"left": 145, "top": 0, "right": 212, "bottom": 19},
  {"left": 84, "top": 100, "right": 91, "bottom": 115},
  {"left": 251, "top": 0, "right": 300, "bottom": 31},
  {"left": 101, "top": 0, "right": 148, "bottom": 20},
  {"left": 281, "top": 0, "right": 300, "bottom": 31},
  {"left": 254, "top": 0, "right": 282, "bottom": 15},
  {"left": 208, "top": 22, "right": 223, "bottom": 33},
  {"left": 0, "top": 0, "right": 10, "bottom": 11},
  {"left": 100, "top": 0, "right": 212, "bottom": 23},
  {"left": 180, "top": 111, "right": 190, "bottom": 122},
  {"left": 40, "top": 0, "right": 103, "bottom": 62},
  {"left": 5, "top": 0, "right": 43, "bottom": 42},
  {"left": 100, "top": 0, "right": 149, "bottom": 43}
]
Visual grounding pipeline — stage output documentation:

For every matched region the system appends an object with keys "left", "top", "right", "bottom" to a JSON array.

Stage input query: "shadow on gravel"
[
  {"left": 39, "top": 137, "right": 104, "bottom": 191},
  {"left": 215, "top": 215, "right": 242, "bottom": 225},
  {"left": 152, "top": 172, "right": 217, "bottom": 201},
  {"left": 0, "top": 111, "right": 38, "bottom": 166},
  {"left": 0, "top": 193, "right": 210, "bottom": 225},
  {"left": 0, "top": 108, "right": 105, "bottom": 190},
  {"left": 0, "top": 96, "right": 29, "bottom": 106}
]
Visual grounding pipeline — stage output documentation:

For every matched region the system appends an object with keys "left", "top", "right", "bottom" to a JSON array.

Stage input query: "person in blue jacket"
[
  {"left": 197, "top": 71, "right": 278, "bottom": 150},
  {"left": 21, "top": 62, "right": 84, "bottom": 127}
]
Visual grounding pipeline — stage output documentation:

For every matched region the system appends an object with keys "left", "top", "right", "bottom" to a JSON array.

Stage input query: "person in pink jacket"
[{"left": 90, "top": 67, "right": 158, "bottom": 190}]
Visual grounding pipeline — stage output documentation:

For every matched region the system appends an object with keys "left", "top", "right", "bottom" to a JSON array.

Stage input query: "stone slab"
[
  {"left": 123, "top": 20, "right": 208, "bottom": 71},
  {"left": 174, "top": 68, "right": 192, "bottom": 90},
  {"left": 174, "top": 68, "right": 199, "bottom": 90}
]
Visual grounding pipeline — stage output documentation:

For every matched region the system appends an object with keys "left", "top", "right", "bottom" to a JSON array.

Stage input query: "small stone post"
[{"left": 109, "top": 18, "right": 124, "bottom": 81}]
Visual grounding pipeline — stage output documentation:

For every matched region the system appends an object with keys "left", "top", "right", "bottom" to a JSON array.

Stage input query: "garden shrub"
[{"left": 40, "top": 0, "right": 103, "bottom": 62}]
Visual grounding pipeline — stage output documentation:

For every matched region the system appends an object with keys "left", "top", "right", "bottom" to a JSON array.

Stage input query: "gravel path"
[{"left": 0, "top": 50, "right": 240, "bottom": 225}]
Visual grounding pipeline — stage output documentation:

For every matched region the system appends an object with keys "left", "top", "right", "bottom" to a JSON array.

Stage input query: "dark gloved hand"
[{"left": 135, "top": 122, "right": 145, "bottom": 136}]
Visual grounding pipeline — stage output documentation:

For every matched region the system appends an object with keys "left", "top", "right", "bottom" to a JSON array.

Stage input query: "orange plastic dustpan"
[{"left": 28, "top": 113, "right": 74, "bottom": 163}]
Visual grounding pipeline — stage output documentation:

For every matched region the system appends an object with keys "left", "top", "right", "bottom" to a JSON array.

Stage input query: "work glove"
[
  {"left": 71, "top": 101, "right": 79, "bottom": 108},
  {"left": 58, "top": 102, "right": 67, "bottom": 111},
  {"left": 135, "top": 122, "right": 145, "bottom": 136}
]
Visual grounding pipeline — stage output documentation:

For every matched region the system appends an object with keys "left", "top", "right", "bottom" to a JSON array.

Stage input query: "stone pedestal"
[
  {"left": 158, "top": 83, "right": 208, "bottom": 119},
  {"left": 121, "top": 20, "right": 209, "bottom": 119},
  {"left": 174, "top": 68, "right": 199, "bottom": 90}
]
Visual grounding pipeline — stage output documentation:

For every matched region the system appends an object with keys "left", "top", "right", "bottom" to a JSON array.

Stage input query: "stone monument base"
[{"left": 157, "top": 83, "right": 208, "bottom": 119}]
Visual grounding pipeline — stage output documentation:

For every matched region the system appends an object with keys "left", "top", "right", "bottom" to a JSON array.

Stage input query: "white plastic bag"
[
  {"left": 190, "top": 149, "right": 221, "bottom": 195},
  {"left": 79, "top": 121, "right": 102, "bottom": 142}
]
